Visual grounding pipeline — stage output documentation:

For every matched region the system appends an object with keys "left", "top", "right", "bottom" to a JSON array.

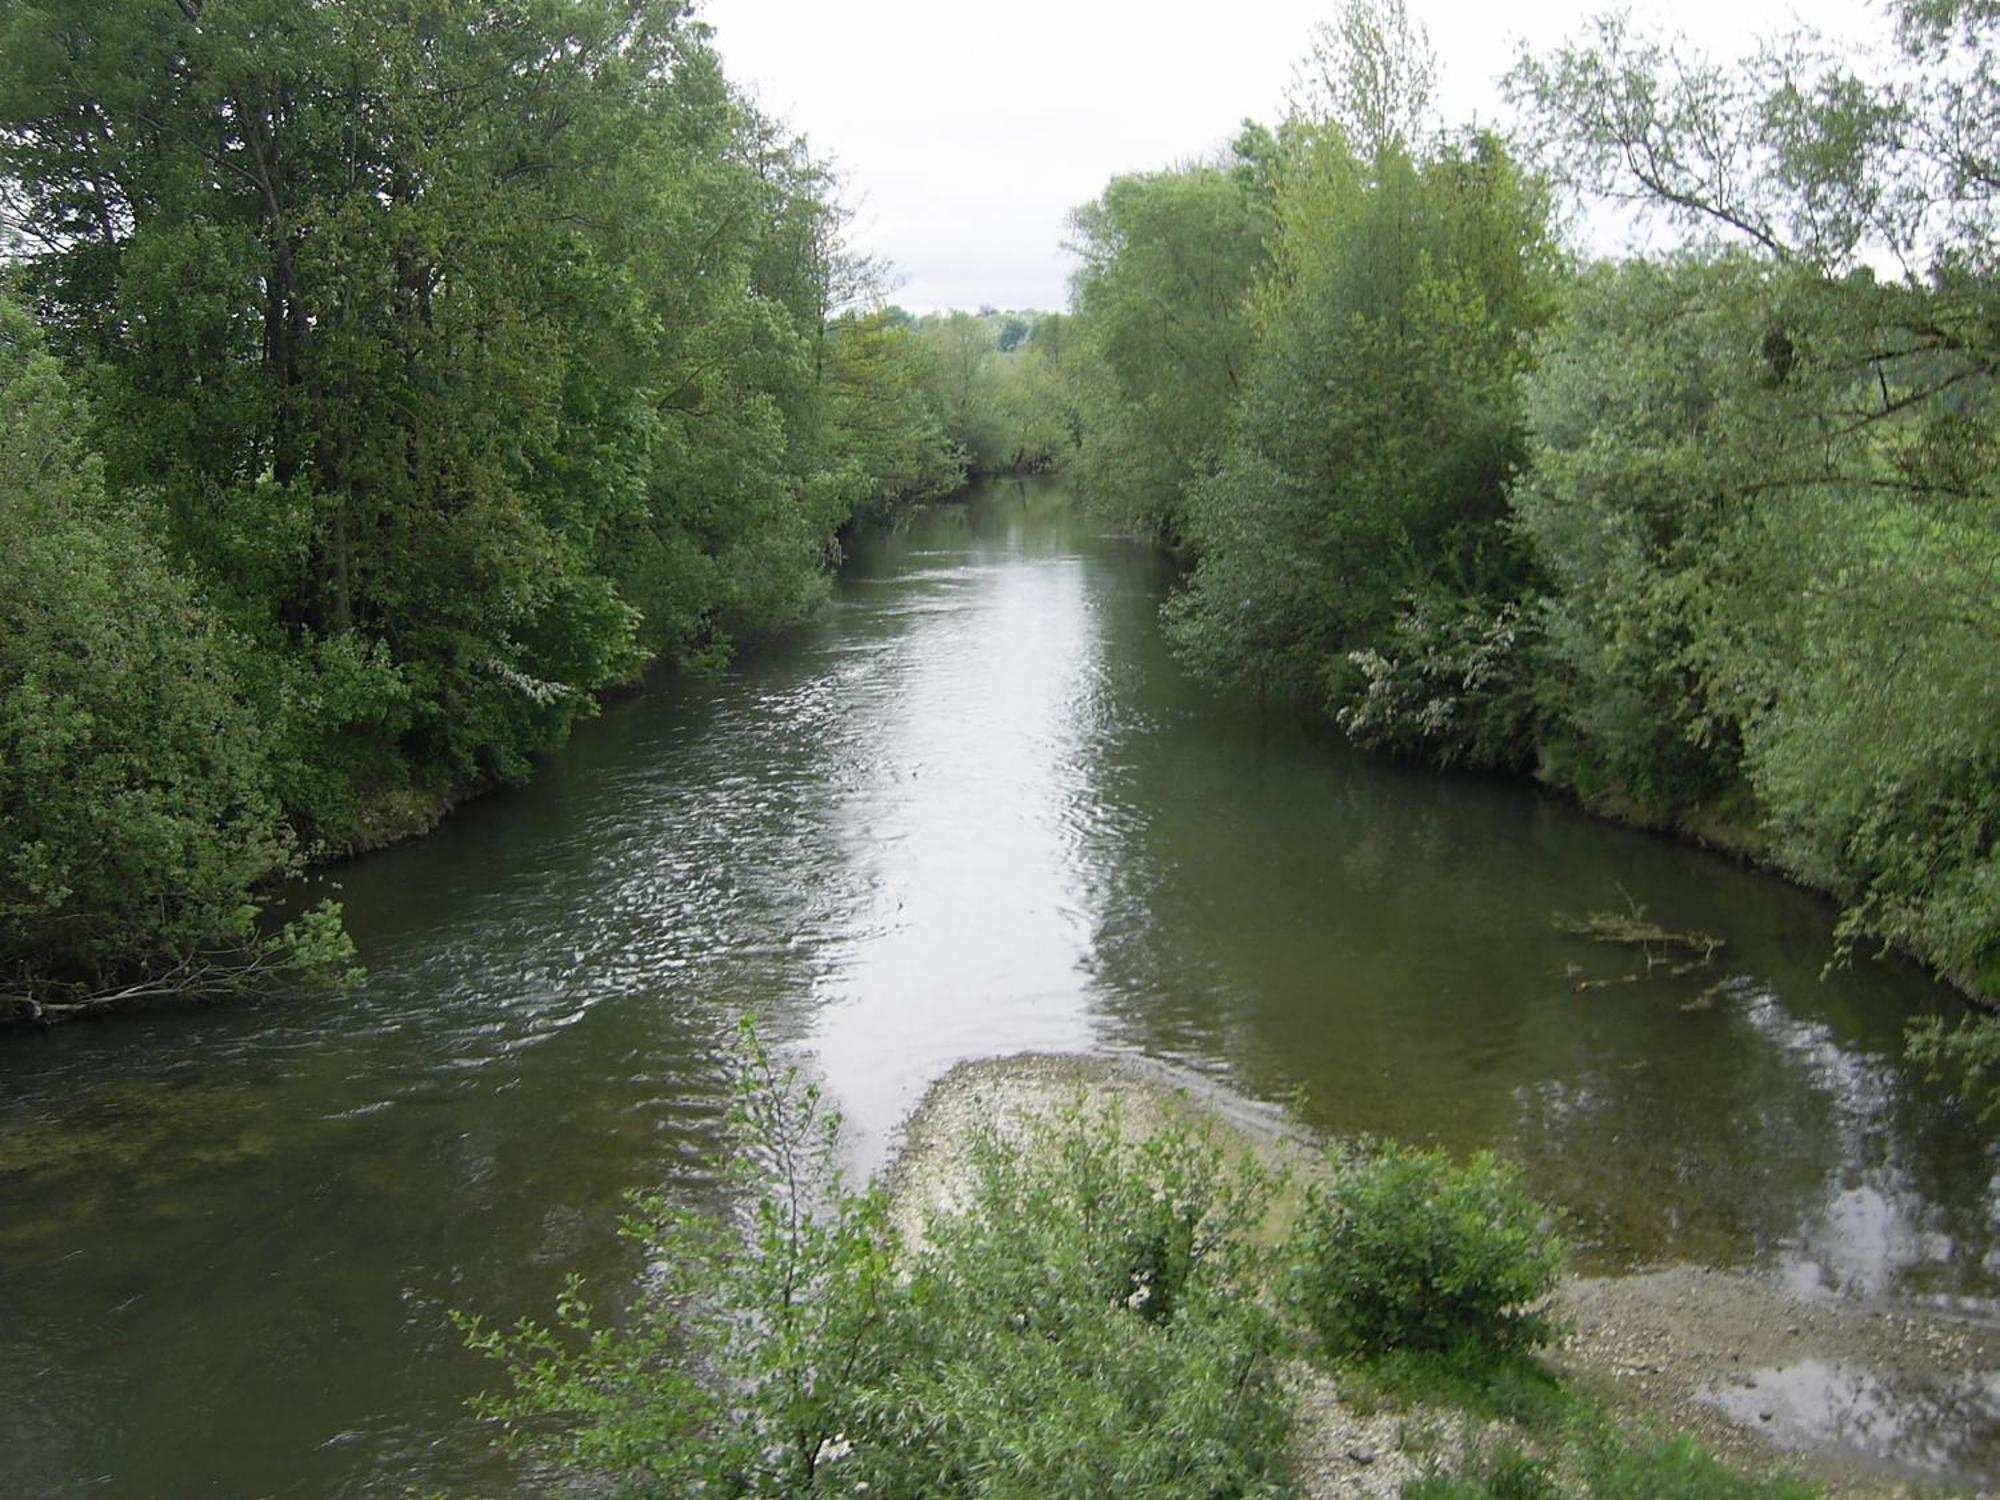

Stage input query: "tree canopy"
[
  {"left": 0, "top": 0, "right": 978, "bottom": 1013},
  {"left": 1060, "top": 0, "right": 1997, "bottom": 1029}
]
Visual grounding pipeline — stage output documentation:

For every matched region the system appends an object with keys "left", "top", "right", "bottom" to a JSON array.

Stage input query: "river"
[{"left": 1, "top": 478, "right": 1993, "bottom": 1496}]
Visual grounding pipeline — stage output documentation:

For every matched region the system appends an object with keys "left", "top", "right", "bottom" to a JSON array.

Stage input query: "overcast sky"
[{"left": 706, "top": 0, "right": 1884, "bottom": 313}]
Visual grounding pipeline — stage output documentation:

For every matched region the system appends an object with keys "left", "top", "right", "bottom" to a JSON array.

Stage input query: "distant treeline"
[
  {"left": 0, "top": 1, "right": 1072, "bottom": 1017},
  {"left": 1058, "top": 0, "right": 1997, "bottom": 1076},
  {"left": 884, "top": 306, "right": 1076, "bottom": 479}
]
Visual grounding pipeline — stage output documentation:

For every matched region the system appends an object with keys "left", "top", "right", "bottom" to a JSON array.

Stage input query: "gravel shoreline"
[{"left": 886, "top": 1052, "right": 2000, "bottom": 1499}]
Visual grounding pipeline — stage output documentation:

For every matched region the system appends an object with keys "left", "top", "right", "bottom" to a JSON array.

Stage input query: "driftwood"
[
  {"left": 1680, "top": 979, "right": 1735, "bottom": 1012},
  {"left": 2, "top": 946, "right": 298, "bottom": 1024},
  {"left": 1555, "top": 886, "right": 1726, "bottom": 980}
]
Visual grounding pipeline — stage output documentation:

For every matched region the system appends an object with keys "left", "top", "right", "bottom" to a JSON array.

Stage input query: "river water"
[{"left": 2, "top": 479, "right": 1994, "bottom": 1496}]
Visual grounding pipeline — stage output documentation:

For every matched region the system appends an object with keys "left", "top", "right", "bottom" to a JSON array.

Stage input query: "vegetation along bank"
[
  {"left": 0, "top": 0, "right": 1059, "bottom": 1020},
  {"left": 1, "top": 0, "right": 1993, "bottom": 1092},
  {"left": 467, "top": 1040, "right": 1988, "bottom": 1496},
  {"left": 1050, "top": 0, "right": 1998, "bottom": 1102}
]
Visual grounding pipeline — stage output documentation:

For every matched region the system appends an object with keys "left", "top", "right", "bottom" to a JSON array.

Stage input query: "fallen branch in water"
[
  {"left": 1554, "top": 886, "right": 1725, "bottom": 966},
  {"left": 5, "top": 948, "right": 295, "bottom": 1022},
  {"left": 2, "top": 901, "right": 359, "bottom": 1024}
]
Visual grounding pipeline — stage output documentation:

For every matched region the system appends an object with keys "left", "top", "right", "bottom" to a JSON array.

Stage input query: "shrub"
[
  {"left": 869, "top": 1099, "right": 1292, "bottom": 1498},
  {"left": 1289, "top": 1142, "right": 1564, "bottom": 1359},
  {"left": 1406, "top": 1446, "right": 1566, "bottom": 1500},
  {"left": 463, "top": 1030, "right": 1295, "bottom": 1497},
  {"left": 1580, "top": 1435, "right": 1821, "bottom": 1499},
  {"left": 0, "top": 294, "right": 355, "bottom": 1017},
  {"left": 460, "top": 1031, "right": 901, "bottom": 1495}
]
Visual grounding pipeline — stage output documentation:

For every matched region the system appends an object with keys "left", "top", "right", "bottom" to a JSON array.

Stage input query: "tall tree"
[
  {"left": 1511, "top": 0, "right": 1999, "bottom": 1000},
  {"left": 1064, "top": 124, "right": 1277, "bottom": 540},
  {"left": 0, "top": 0, "right": 911, "bottom": 849},
  {"left": 1166, "top": 6, "right": 1559, "bottom": 766}
]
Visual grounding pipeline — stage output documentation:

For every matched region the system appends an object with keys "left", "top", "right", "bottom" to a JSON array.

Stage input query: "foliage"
[
  {"left": 1164, "top": 87, "right": 1558, "bottom": 742},
  {"left": 1906, "top": 1011, "right": 2000, "bottom": 1121},
  {"left": 1053, "top": 0, "right": 1995, "bottom": 1032},
  {"left": 462, "top": 1029, "right": 899, "bottom": 1493},
  {"left": 1288, "top": 1141, "right": 1564, "bottom": 1360},
  {"left": 1511, "top": 4, "right": 2000, "bottom": 1003},
  {"left": 1292, "top": 0, "right": 1437, "bottom": 159},
  {"left": 863, "top": 1101, "right": 1292, "bottom": 1498},
  {"left": 0, "top": 0, "right": 950, "bottom": 840},
  {"left": 1571, "top": 1435, "right": 1820, "bottom": 1500},
  {"left": 1357, "top": 1344, "right": 1576, "bottom": 1434},
  {"left": 907, "top": 308, "right": 1075, "bottom": 479},
  {"left": 0, "top": 0, "right": 966, "bottom": 1003},
  {"left": 465, "top": 1038, "right": 1839, "bottom": 1500},
  {"left": 1065, "top": 127, "right": 1276, "bottom": 540},
  {"left": 820, "top": 310, "right": 966, "bottom": 523},
  {"left": 1510, "top": 254, "right": 1776, "bottom": 812},
  {"left": 464, "top": 1031, "right": 1293, "bottom": 1497},
  {"left": 0, "top": 294, "right": 353, "bottom": 1016},
  {"left": 1404, "top": 1447, "right": 1566, "bottom": 1500},
  {"left": 1337, "top": 596, "right": 1539, "bottom": 769},
  {"left": 1506, "top": 0, "right": 1996, "bottom": 277}
]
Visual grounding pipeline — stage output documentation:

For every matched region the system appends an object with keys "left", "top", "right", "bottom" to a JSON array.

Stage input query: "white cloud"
[{"left": 707, "top": 0, "right": 1883, "bottom": 313}]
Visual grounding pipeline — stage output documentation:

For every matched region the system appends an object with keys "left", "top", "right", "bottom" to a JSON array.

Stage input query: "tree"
[
  {"left": 1510, "top": 1, "right": 1999, "bottom": 999},
  {"left": 0, "top": 296, "right": 350, "bottom": 1017},
  {"left": 0, "top": 0, "right": 928, "bottom": 854},
  {"left": 0, "top": 0, "right": 957, "bottom": 1007},
  {"left": 1065, "top": 125, "right": 1276, "bottom": 539},
  {"left": 1292, "top": 0, "right": 1437, "bottom": 160},
  {"left": 1165, "top": 10, "right": 1559, "bottom": 769}
]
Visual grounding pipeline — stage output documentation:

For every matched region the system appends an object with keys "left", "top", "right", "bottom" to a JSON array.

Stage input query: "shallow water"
[
  {"left": 1704, "top": 1359, "right": 2000, "bottom": 1479},
  {"left": 2, "top": 478, "right": 1993, "bottom": 1495}
]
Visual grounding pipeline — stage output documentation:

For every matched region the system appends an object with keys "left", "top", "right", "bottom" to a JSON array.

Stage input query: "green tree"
[
  {"left": 1511, "top": 1, "right": 1999, "bottom": 1000},
  {"left": 904, "top": 308, "right": 1073, "bottom": 478},
  {"left": 0, "top": 0, "right": 924, "bottom": 857},
  {"left": 1166, "top": 8, "right": 1559, "bottom": 766},
  {"left": 1065, "top": 126, "right": 1276, "bottom": 540},
  {"left": 0, "top": 296, "right": 349, "bottom": 1017},
  {"left": 0, "top": 0, "right": 955, "bottom": 1007},
  {"left": 817, "top": 308, "right": 965, "bottom": 524}
]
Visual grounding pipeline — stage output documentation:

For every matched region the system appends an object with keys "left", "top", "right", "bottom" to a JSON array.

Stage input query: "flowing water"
[{"left": 2, "top": 479, "right": 1994, "bottom": 1496}]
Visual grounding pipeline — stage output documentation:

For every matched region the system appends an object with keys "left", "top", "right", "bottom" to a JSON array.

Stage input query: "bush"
[
  {"left": 463, "top": 1028, "right": 1295, "bottom": 1498},
  {"left": 0, "top": 294, "right": 355, "bottom": 1016},
  {"left": 1289, "top": 1142, "right": 1564, "bottom": 1359},
  {"left": 870, "top": 1099, "right": 1292, "bottom": 1498},
  {"left": 460, "top": 1032, "right": 899, "bottom": 1494},
  {"left": 1580, "top": 1435, "right": 1820, "bottom": 1499},
  {"left": 1406, "top": 1446, "right": 1566, "bottom": 1500}
]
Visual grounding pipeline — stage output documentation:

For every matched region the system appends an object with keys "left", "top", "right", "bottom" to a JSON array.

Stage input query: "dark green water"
[{"left": 2, "top": 479, "right": 1993, "bottom": 1496}]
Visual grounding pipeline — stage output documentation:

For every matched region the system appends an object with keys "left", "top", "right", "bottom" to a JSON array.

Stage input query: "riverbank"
[
  {"left": 1549, "top": 776, "right": 1992, "bottom": 1014},
  {"left": 890, "top": 1052, "right": 2000, "bottom": 1497}
]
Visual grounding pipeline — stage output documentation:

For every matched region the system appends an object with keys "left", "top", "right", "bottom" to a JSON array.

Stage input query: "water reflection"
[
  {"left": 1701, "top": 1359, "right": 2000, "bottom": 1482},
  {"left": 1053, "top": 510, "right": 1998, "bottom": 1294},
  {"left": 812, "top": 513, "right": 1111, "bottom": 1154},
  {"left": 0, "top": 478, "right": 1994, "bottom": 1498}
]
